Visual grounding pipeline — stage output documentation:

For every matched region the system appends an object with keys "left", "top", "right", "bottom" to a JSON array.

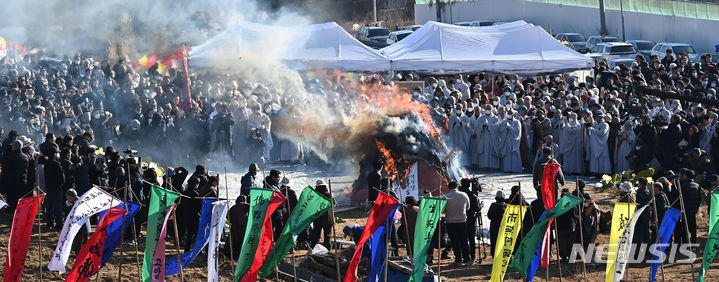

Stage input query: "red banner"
[
  {"left": 344, "top": 192, "right": 399, "bottom": 282},
  {"left": 243, "top": 191, "right": 286, "bottom": 282},
  {"left": 3, "top": 195, "right": 44, "bottom": 282},
  {"left": 65, "top": 207, "right": 126, "bottom": 282},
  {"left": 540, "top": 162, "right": 560, "bottom": 267}
]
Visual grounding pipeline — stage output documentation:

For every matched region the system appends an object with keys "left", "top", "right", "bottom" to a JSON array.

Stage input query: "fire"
[
  {"left": 360, "top": 83, "right": 443, "bottom": 140},
  {"left": 376, "top": 140, "right": 397, "bottom": 180}
]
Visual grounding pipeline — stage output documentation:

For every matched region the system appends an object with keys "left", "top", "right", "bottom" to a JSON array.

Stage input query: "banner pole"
[
  {"left": 674, "top": 179, "right": 696, "bottom": 280},
  {"left": 384, "top": 178, "right": 391, "bottom": 282},
  {"left": 171, "top": 208, "right": 184, "bottom": 282},
  {"left": 127, "top": 162, "right": 142, "bottom": 279},
  {"left": 118, "top": 181, "right": 129, "bottom": 280},
  {"left": 398, "top": 186, "right": 413, "bottom": 257},
  {"left": 552, "top": 220, "right": 563, "bottom": 282},
  {"left": 575, "top": 180, "right": 587, "bottom": 280},
  {"left": 35, "top": 188, "right": 43, "bottom": 282},
  {"left": 328, "top": 179, "right": 342, "bottom": 282},
  {"left": 224, "top": 167, "right": 236, "bottom": 281}
]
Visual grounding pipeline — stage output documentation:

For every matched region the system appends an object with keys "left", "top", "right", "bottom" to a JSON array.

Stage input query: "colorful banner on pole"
[
  {"left": 410, "top": 197, "right": 446, "bottom": 282},
  {"left": 142, "top": 185, "right": 180, "bottom": 282},
  {"left": 710, "top": 192, "right": 719, "bottom": 235},
  {"left": 151, "top": 204, "right": 175, "bottom": 282},
  {"left": 404, "top": 162, "right": 419, "bottom": 202},
  {"left": 604, "top": 202, "right": 636, "bottom": 282},
  {"left": 649, "top": 207, "right": 681, "bottom": 282},
  {"left": 345, "top": 192, "right": 399, "bottom": 282},
  {"left": 526, "top": 212, "right": 547, "bottom": 282},
  {"left": 490, "top": 204, "right": 526, "bottom": 282},
  {"left": 208, "top": 200, "right": 230, "bottom": 282},
  {"left": 3, "top": 194, "right": 44, "bottom": 282},
  {"left": 244, "top": 192, "right": 285, "bottom": 282},
  {"left": 49, "top": 187, "right": 120, "bottom": 273},
  {"left": 235, "top": 188, "right": 275, "bottom": 280},
  {"left": 614, "top": 205, "right": 648, "bottom": 282},
  {"left": 699, "top": 212, "right": 719, "bottom": 282},
  {"left": 166, "top": 198, "right": 216, "bottom": 276},
  {"left": 66, "top": 207, "right": 126, "bottom": 282},
  {"left": 539, "top": 163, "right": 559, "bottom": 267},
  {"left": 509, "top": 195, "right": 583, "bottom": 277},
  {"left": 259, "top": 187, "right": 332, "bottom": 277},
  {"left": 370, "top": 206, "right": 399, "bottom": 282},
  {"left": 100, "top": 201, "right": 141, "bottom": 267}
]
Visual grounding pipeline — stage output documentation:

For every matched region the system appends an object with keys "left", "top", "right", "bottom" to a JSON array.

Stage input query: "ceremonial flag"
[
  {"left": 490, "top": 204, "right": 526, "bottom": 282},
  {"left": 3, "top": 194, "right": 44, "bottom": 282},
  {"left": 710, "top": 192, "right": 719, "bottom": 234},
  {"left": 66, "top": 207, "right": 126, "bottom": 282},
  {"left": 698, "top": 213, "right": 719, "bottom": 282},
  {"left": 151, "top": 204, "right": 176, "bottom": 282},
  {"left": 243, "top": 192, "right": 285, "bottom": 282},
  {"left": 345, "top": 192, "right": 399, "bottom": 282},
  {"left": 649, "top": 207, "right": 681, "bottom": 282},
  {"left": 165, "top": 198, "right": 216, "bottom": 276},
  {"left": 208, "top": 200, "right": 230, "bottom": 282},
  {"left": 509, "top": 195, "right": 583, "bottom": 276},
  {"left": 49, "top": 188, "right": 120, "bottom": 273},
  {"left": 404, "top": 162, "right": 419, "bottom": 202},
  {"left": 539, "top": 163, "right": 560, "bottom": 267},
  {"left": 235, "top": 188, "right": 275, "bottom": 280},
  {"left": 181, "top": 46, "right": 192, "bottom": 112},
  {"left": 526, "top": 212, "right": 548, "bottom": 282},
  {"left": 369, "top": 206, "right": 399, "bottom": 282},
  {"left": 410, "top": 197, "right": 446, "bottom": 282},
  {"left": 259, "top": 187, "right": 332, "bottom": 277},
  {"left": 141, "top": 185, "right": 180, "bottom": 281},
  {"left": 100, "top": 202, "right": 141, "bottom": 267},
  {"left": 614, "top": 205, "right": 648, "bottom": 282},
  {"left": 604, "top": 202, "right": 636, "bottom": 282}
]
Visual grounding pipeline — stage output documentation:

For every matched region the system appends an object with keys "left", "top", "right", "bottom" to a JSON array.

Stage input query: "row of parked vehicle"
[
  {"left": 355, "top": 20, "right": 501, "bottom": 49},
  {"left": 554, "top": 32, "right": 717, "bottom": 67}
]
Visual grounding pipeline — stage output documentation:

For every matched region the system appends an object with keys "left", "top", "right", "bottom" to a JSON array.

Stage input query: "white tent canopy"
[
  {"left": 380, "top": 21, "right": 594, "bottom": 74},
  {"left": 189, "top": 21, "right": 391, "bottom": 71}
]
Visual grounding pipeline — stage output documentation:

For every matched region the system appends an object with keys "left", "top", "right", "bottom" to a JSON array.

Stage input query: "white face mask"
[
  {"left": 483, "top": 110, "right": 490, "bottom": 115},
  {"left": 493, "top": 101, "right": 499, "bottom": 106},
  {"left": 504, "top": 91, "right": 511, "bottom": 95},
  {"left": 456, "top": 79, "right": 461, "bottom": 83},
  {"left": 583, "top": 202, "right": 590, "bottom": 207},
  {"left": 432, "top": 83, "right": 438, "bottom": 88},
  {"left": 712, "top": 83, "right": 717, "bottom": 88},
  {"left": 710, "top": 118, "right": 715, "bottom": 123}
]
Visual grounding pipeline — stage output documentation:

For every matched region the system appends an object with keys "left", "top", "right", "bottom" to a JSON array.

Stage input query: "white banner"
[
  {"left": 208, "top": 200, "right": 230, "bottom": 282},
  {"left": 613, "top": 204, "right": 648, "bottom": 282},
  {"left": 404, "top": 162, "right": 419, "bottom": 201},
  {"left": 48, "top": 187, "right": 120, "bottom": 273}
]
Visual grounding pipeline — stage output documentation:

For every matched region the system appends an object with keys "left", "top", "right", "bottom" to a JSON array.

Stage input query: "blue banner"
[
  {"left": 165, "top": 197, "right": 216, "bottom": 276},
  {"left": 369, "top": 205, "right": 398, "bottom": 282},
  {"left": 649, "top": 207, "right": 681, "bottom": 282},
  {"left": 100, "top": 201, "right": 141, "bottom": 267},
  {"left": 526, "top": 211, "right": 547, "bottom": 282}
]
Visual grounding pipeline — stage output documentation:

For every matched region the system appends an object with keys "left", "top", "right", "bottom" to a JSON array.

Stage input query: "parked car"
[
  {"left": 357, "top": 26, "right": 391, "bottom": 49},
  {"left": 555, "top": 33, "right": 589, "bottom": 53},
  {"left": 455, "top": 20, "right": 494, "bottom": 27},
  {"left": 400, "top": 25, "right": 422, "bottom": 31},
  {"left": 386, "top": 30, "right": 413, "bottom": 44},
  {"left": 585, "top": 35, "right": 620, "bottom": 50},
  {"left": 626, "top": 40, "right": 656, "bottom": 58},
  {"left": 609, "top": 58, "right": 636, "bottom": 69},
  {"left": 651, "top": 42, "right": 699, "bottom": 60},
  {"left": 594, "top": 42, "right": 637, "bottom": 60},
  {"left": 692, "top": 53, "right": 719, "bottom": 64}
]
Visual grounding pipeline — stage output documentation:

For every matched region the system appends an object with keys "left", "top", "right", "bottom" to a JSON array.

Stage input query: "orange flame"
[{"left": 376, "top": 140, "right": 397, "bottom": 180}]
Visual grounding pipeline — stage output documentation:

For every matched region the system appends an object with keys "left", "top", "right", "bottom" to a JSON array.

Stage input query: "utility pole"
[
  {"left": 599, "top": 0, "right": 607, "bottom": 35},
  {"left": 620, "top": 0, "right": 626, "bottom": 41},
  {"left": 373, "top": 0, "right": 377, "bottom": 23},
  {"left": 436, "top": 0, "right": 442, "bottom": 22}
]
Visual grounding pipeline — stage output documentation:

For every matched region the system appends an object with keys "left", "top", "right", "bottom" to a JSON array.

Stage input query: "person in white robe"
[
  {"left": 700, "top": 113, "right": 718, "bottom": 155},
  {"left": 499, "top": 109, "right": 523, "bottom": 172},
  {"left": 559, "top": 112, "right": 584, "bottom": 174},
  {"left": 476, "top": 106, "right": 500, "bottom": 170},
  {"left": 468, "top": 109, "right": 481, "bottom": 167},
  {"left": 614, "top": 121, "right": 635, "bottom": 173},
  {"left": 586, "top": 113, "right": 612, "bottom": 175}
]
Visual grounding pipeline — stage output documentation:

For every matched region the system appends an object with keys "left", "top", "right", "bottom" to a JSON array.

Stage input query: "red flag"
[
  {"left": 540, "top": 162, "right": 560, "bottom": 267},
  {"left": 160, "top": 47, "right": 187, "bottom": 68},
  {"left": 344, "top": 192, "right": 399, "bottom": 282},
  {"left": 3, "top": 195, "right": 44, "bottom": 282},
  {"left": 66, "top": 207, "right": 126, "bottom": 282},
  {"left": 243, "top": 192, "right": 286, "bottom": 282}
]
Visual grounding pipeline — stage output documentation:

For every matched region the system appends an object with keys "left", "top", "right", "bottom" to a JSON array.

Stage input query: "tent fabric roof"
[
  {"left": 380, "top": 21, "right": 594, "bottom": 74},
  {"left": 189, "top": 21, "right": 391, "bottom": 71}
]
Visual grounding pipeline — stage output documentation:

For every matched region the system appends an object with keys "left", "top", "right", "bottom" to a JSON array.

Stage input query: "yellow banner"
[
  {"left": 491, "top": 204, "right": 526, "bottom": 282},
  {"left": 605, "top": 202, "right": 636, "bottom": 282}
]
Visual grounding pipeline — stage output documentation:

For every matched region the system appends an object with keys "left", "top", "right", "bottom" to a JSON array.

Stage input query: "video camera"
[{"left": 123, "top": 149, "right": 138, "bottom": 155}]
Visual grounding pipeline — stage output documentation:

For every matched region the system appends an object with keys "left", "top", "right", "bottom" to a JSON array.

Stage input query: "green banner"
[
  {"left": 235, "top": 188, "right": 275, "bottom": 280},
  {"left": 258, "top": 187, "right": 331, "bottom": 277},
  {"left": 141, "top": 185, "right": 180, "bottom": 281},
  {"left": 710, "top": 192, "right": 719, "bottom": 234},
  {"left": 698, "top": 218, "right": 719, "bottom": 282},
  {"left": 410, "top": 197, "right": 447, "bottom": 282},
  {"left": 509, "top": 195, "right": 583, "bottom": 277}
]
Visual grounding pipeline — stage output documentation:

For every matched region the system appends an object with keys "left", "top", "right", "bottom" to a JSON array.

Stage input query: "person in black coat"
[
  {"left": 1, "top": 140, "right": 29, "bottom": 211},
  {"left": 366, "top": 160, "right": 383, "bottom": 204},
  {"left": 460, "top": 178, "right": 481, "bottom": 262},
  {"left": 634, "top": 178, "right": 653, "bottom": 247},
  {"left": 556, "top": 188, "right": 577, "bottom": 261},
  {"left": 1, "top": 130, "right": 18, "bottom": 158},
  {"left": 60, "top": 148, "right": 75, "bottom": 193},
  {"left": 228, "top": 195, "right": 249, "bottom": 259},
  {"left": 181, "top": 176, "right": 202, "bottom": 251},
  {"left": 487, "top": 190, "right": 507, "bottom": 257},
  {"left": 39, "top": 133, "right": 59, "bottom": 157},
  {"left": 676, "top": 168, "right": 702, "bottom": 245},
  {"left": 309, "top": 181, "right": 334, "bottom": 248},
  {"left": 532, "top": 147, "right": 565, "bottom": 208},
  {"left": 43, "top": 148, "right": 65, "bottom": 229}
]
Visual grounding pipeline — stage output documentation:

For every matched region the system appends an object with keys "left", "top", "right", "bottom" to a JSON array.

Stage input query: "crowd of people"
[{"left": 1, "top": 44, "right": 718, "bottom": 276}]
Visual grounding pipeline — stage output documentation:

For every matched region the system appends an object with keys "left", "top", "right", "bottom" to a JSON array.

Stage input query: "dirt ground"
[{"left": 2, "top": 181, "right": 719, "bottom": 281}]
